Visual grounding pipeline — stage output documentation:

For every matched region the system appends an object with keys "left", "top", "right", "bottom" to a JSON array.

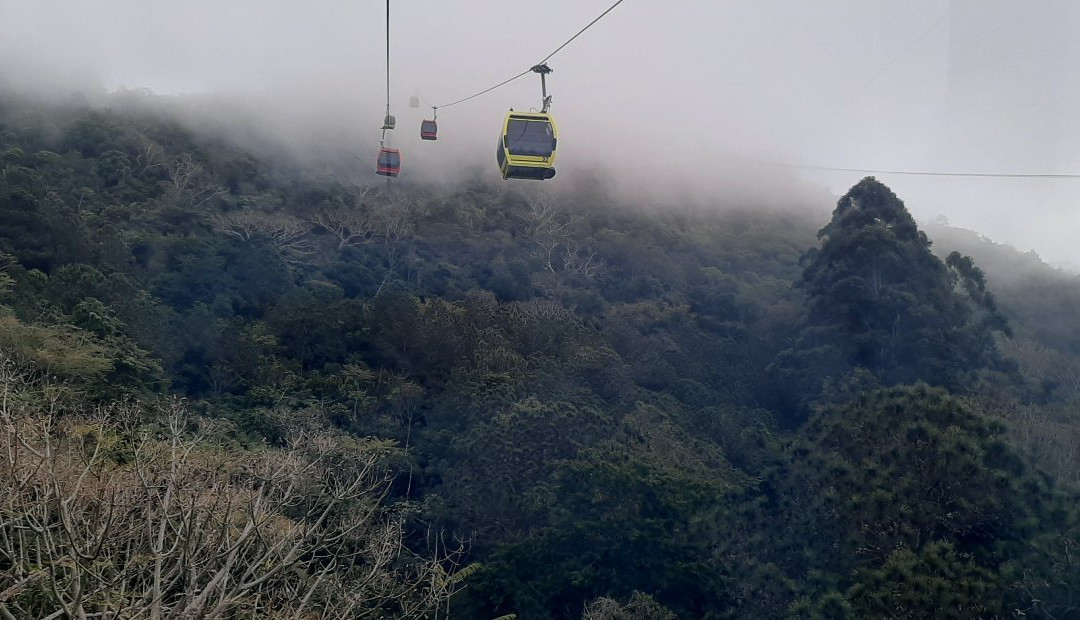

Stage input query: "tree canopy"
[{"left": 1, "top": 93, "right": 1079, "bottom": 618}]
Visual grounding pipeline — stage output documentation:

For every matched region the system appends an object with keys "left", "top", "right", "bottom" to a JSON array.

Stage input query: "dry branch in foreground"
[{"left": 0, "top": 355, "right": 464, "bottom": 619}]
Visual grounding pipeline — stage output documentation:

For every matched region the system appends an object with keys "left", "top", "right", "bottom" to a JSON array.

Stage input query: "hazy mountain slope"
[
  {"left": 926, "top": 220, "right": 1080, "bottom": 355},
  {"left": 3, "top": 92, "right": 1080, "bottom": 618}
]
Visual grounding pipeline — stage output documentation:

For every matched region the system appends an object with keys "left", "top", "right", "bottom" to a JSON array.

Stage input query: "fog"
[{"left": 2, "top": 0, "right": 1079, "bottom": 268}]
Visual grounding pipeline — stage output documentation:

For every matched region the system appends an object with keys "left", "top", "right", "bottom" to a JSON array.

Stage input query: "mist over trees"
[
  {"left": 772, "top": 178, "right": 1011, "bottom": 420},
  {"left": 2, "top": 92, "right": 1080, "bottom": 618}
]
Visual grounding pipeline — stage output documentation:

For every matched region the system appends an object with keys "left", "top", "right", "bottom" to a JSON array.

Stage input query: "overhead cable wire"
[
  {"left": 780, "top": 7, "right": 1080, "bottom": 182},
  {"left": 435, "top": 68, "right": 534, "bottom": 110},
  {"left": 767, "top": 162, "right": 1080, "bottom": 179},
  {"left": 434, "top": 0, "right": 630, "bottom": 110},
  {"left": 381, "top": 0, "right": 391, "bottom": 144},
  {"left": 794, "top": 7, "right": 951, "bottom": 154},
  {"left": 385, "top": 0, "right": 390, "bottom": 112},
  {"left": 536, "top": 0, "right": 628, "bottom": 65}
]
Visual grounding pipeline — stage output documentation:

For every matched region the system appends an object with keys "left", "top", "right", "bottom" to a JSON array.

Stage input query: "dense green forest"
[{"left": 2, "top": 92, "right": 1079, "bottom": 618}]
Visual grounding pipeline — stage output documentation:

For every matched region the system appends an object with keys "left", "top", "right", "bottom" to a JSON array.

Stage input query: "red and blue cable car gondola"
[
  {"left": 421, "top": 107, "right": 438, "bottom": 141},
  {"left": 420, "top": 119, "right": 437, "bottom": 140},
  {"left": 375, "top": 147, "right": 401, "bottom": 177}
]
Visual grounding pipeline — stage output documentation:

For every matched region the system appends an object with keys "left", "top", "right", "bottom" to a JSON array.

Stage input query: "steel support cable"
[
  {"left": 777, "top": 9, "right": 1080, "bottom": 181},
  {"left": 381, "top": 0, "right": 391, "bottom": 144},
  {"left": 765, "top": 162, "right": 1080, "bottom": 179},
  {"left": 433, "top": 0, "right": 630, "bottom": 110},
  {"left": 537, "top": 0, "right": 627, "bottom": 65},
  {"left": 793, "top": 7, "right": 951, "bottom": 155},
  {"left": 386, "top": 0, "right": 391, "bottom": 111},
  {"left": 435, "top": 68, "right": 534, "bottom": 110}
]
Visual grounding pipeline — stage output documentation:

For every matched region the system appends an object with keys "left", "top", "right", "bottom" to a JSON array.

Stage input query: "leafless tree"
[
  {"left": 162, "top": 153, "right": 226, "bottom": 210},
  {"left": 976, "top": 338, "right": 1080, "bottom": 483},
  {"left": 347, "top": 184, "right": 378, "bottom": 210},
  {"left": 211, "top": 212, "right": 315, "bottom": 267},
  {"left": 519, "top": 191, "right": 603, "bottom": 278},
  {"left": 309, "top": 185, "right": 381, "bottom": 251},
  {"left": 120, "top": 127, "right": 167, "bottom": 176},
  {"left": 520, "top": 191, "right": 571, "bottom": 274},
  {"left": 1001, "top": 337, "right": 1080, "bottom": 398},
  {"left": 562, "top": 239, "right": 604, "bottom": 277},
  {"left": 0, "top": 353, "right": 467, "bottom": 619},
  {"left": 0, "top": 253, "right": 15, "bottom": 301},
  {"left": 311, "top": 209, "right": 379, "bottom": 250},
  {"left": 372, "top": 197, "right": 416, "bottom": 294},
  {"left": 581, "top": 592, "right": 677, "bottom": 619},
  {"left": 167, "top": 153, "right": 201, "bottom": 195}
]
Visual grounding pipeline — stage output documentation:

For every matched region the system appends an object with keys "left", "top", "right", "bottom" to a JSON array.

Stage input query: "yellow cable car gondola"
[
  {"left": 496, "top": 64, "right": 558, "bottom": 180},
  {"left": 497, "top": 111, "right": 558, "bottom": 180}
]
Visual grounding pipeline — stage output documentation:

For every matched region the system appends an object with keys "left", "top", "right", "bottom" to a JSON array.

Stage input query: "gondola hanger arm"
[{"left": 531, "top": 64, "right": 553, "bottom": 113}]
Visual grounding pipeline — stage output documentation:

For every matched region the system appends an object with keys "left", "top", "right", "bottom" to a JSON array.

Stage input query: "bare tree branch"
[{"left": 0, "top": 351, "right": 467, "bottom": 619}]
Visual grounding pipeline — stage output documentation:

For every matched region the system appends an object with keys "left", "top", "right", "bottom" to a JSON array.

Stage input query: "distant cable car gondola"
[
  {"left": 420, "top": 119, "right": 438, "bottom": 140},
  {"left": 374, "top": 1, "right": 399, "bottom": 179},
  {"left": 376, "top": 147, "right": 401, "bottom": 177},
  {"left": 421, "top": 107, "right": 438, "bottom": 141}
]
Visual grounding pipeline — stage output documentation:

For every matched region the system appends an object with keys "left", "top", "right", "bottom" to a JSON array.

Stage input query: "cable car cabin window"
[
  {"left": 505, "top": 120, "right": 555, "bottom": 157},
  {"left": 378, "top": 151, "right": 400, "bottom": 168}
]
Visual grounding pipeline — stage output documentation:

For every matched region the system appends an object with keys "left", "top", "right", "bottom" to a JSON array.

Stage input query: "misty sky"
[{"left": 2, "top": 1, "right": 1079, "bottom": 268}]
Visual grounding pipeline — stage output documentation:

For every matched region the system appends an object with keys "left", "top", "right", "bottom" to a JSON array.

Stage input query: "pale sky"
[{"left": 2, "top": 0, "right": 1078, "bottom": 268}]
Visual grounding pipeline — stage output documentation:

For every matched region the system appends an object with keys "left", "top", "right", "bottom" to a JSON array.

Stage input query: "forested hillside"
[{"left": 2, "top": 93, "right": 1080, "bottom": 618}]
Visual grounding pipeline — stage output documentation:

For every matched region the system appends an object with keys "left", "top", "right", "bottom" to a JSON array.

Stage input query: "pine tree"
[{"left": 774, "top": 177, "right": 1006, "bottom": 416}]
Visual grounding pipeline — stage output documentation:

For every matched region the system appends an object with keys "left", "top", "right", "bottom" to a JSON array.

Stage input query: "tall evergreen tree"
[{"left": 774, "top": 177, "right": 1005, "bottom": 416}]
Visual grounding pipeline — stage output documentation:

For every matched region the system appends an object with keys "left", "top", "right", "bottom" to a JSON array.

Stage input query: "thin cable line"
[
  {"left": 538, "top": 0, "right": 627, "bottom": 65},
  {"left": 385, "top": 0, "right": 390, "bottom": 112},
  {"left": 434, "top": 0, "right": 630, "bottom": 110},
  {"left": 768, "top": 163, "right": 1080, "bottom": 179},
  {"left": 436, "top": 68, "right": 534, "bottom": 109},
  {"left": 779, "top": 7, "right": 1080, "bottom": 182},
  {"left": 793, "top": 7, "right": 951, "bottom": 154},
  {"left": 381, "top": 0, "right": 391, "bottom": 144}
]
